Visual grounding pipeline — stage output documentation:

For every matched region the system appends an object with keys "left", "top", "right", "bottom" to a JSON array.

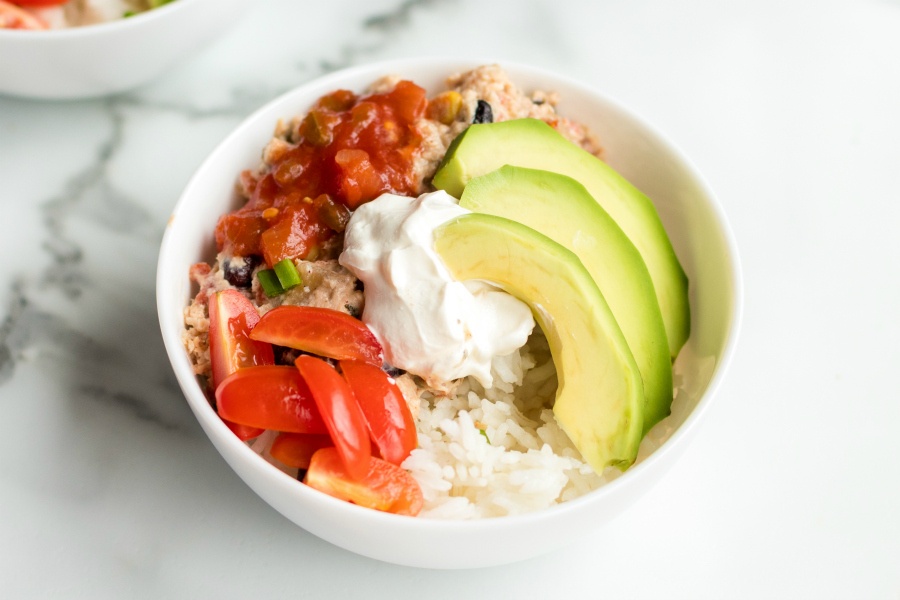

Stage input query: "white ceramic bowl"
[
  {"left": 156, "top": 58, "right": 742, "bottom": 569},
  {"left": 0, "top": 0, "right": 250, "bottom": 99}
]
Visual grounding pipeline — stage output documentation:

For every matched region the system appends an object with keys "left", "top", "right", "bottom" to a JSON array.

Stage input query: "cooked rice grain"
[{"left": 402, "top": 331, "right": 605, "bottom": 519}]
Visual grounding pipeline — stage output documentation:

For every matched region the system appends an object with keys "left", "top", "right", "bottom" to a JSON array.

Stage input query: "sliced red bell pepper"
[
  {"left": 225, "top": 421, "right": 266, "bottom": 442},
  {"left": 304, "top": 447, "right": 423, "bottom": 516},
  {"left": 215, "top": 365, "right": 327, "bottom": 434},
  {"left": 294, "top": 355, "right": 371, "bottom": 480},
  {"left": 340, "top": 361, "right": 417, "bottom": 466},
  {"left": 250, "top": 305, "right": 383, "bottom": 366},
  {"left": 270, "top": 433, "right": 333, "bottom": 470}
]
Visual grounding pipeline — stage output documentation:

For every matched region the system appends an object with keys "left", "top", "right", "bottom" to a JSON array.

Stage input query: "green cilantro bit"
[
  {"left": 273, "top": 258, "right": 303, "bottom": 290},
  {"left": 257, "top": 269, "right": 285, "bottom": 298}
]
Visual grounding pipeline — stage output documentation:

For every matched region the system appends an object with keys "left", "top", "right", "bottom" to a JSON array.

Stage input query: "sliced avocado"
[
  {"left": 460, "top": 166, "right": 672, "bottom": 433},
  {"left": 433, "top": 118, "right": 690, "bottom": 359},
  {"left": 433, "top": 213, "right": 644, "bottom": 472}
]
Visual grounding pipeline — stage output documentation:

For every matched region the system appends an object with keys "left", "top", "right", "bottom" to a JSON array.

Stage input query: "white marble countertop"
[{"left": 2, "top": 0, "right": 899, "bottom": 597}]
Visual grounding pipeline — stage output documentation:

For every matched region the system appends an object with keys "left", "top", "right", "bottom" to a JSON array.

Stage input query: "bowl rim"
[
  {"left": 0, "top": 0, "right": 202, "bottom": 39},
  {"left": 156, "top": 56, "right": 744, "bottom": 530}
]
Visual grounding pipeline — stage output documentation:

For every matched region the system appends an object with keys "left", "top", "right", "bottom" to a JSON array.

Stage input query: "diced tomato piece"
[
  {"left": 215, "top": 365, "right": 327, "bottom": 434},
  {"left": 208, "top": 289, "right": 275, "bottom": 439},
  {"left": 385, "top": 79, "right": 428, "bottom": 124},
  {"left": 208, "top": 289, "right": 275, "bottom": 388},
  {"left": 214, "top": 211, "right": 267, "bottom": 258},
  {"left": 251, "top": 305, "right": 383, "bottom": 366},
  {"left": 270, "top": 433, "right": 333, "bottom": 469},
  {"left": 295, "top": 356, "right": 371, "bottom": 480},
  {"left": 340, "top": 361, "right": 417, "bottom": 466},
  {"left": 334, "top": 149, "right": 386, "bottom": 209},
  {"left": 259, "top": 201, "right": 330, "bottom": 267},
  {"left": 305, "top": 447, "right": 423, "bottom": 516}
]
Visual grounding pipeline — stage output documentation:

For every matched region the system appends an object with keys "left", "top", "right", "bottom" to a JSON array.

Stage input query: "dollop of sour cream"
[{"left": 340, "top": 191, "right": 535, "bottom": 389}]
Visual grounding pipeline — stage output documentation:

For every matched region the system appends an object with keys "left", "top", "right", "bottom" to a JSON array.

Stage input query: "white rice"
[{"left": 402, "top": 329, "right": 607, "bottom": 519}]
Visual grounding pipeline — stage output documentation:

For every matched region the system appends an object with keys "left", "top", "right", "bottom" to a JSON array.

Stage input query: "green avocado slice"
[
  {"left": 433, "top": 213, "right": 644, "bottom": 472},
  {"left": 433, "top": 118, "right": 690, "bottom": 359},
  {"left": 460, "top": 166, "right": 673, "bottom": 434}
]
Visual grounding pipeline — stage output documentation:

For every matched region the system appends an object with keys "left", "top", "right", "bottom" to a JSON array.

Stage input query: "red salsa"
[{"left": 215, "top": 80, "right": 429, "bottom": 266}]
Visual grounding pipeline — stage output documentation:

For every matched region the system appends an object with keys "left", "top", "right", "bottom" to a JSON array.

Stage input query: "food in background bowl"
[
  {"left": 0, "top": 0, "right": 248, "bottom": 99},
  {"left": 157, "top": 59, "right": 740, "bottom": 568},
  {"left": 0, "top": 0, "right": 174, "bottom": 30},
  {"left": 181, "top": 64, "right": 691, "bottom": 519}
]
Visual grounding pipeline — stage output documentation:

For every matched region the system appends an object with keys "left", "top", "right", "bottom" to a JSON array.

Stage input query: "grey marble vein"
[
  {"left": 0, "top": 273, "right": 190, "bottom": 431},
  {"left": 0, "top": 104, "right": 188, "bottom": 432},
  {"left": 39, "top": 101, "right": 159, "bottom": 299},
  {"left": 0, "top": 279, "right": 27, "bottom": 385},
  {"left": 319, "top": 0, "right": 456, "bottom": 73},
  {"left": 77, "top": 383, "right": 184, "bottom": 432},
  {"left": 364, "top": 0, "right": 450, "bottom": 31},
  {"left": 115, "top": 86, "right": 276, "bottom": 121}
]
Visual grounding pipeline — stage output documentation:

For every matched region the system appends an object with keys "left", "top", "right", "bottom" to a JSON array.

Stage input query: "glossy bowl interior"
[
  {"left": 156, "top": 58, "right": 742, "bottom": 569},
  {"left": 0, "top": 0, "right": 249, "bottom": 99}
]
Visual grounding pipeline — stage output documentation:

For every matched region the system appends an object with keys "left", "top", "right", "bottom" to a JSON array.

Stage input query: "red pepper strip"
[
  {"left": 225, "top": 421, "right": 265, "bottom": 442},
  {"left": 340, "top": 361, "right": 417, "bottom": 466},
  {"left": 304, "top": 447, "right": 423, "bottom": 516},
  {"left": 250, "top": 305, "right": 383, "bottom": 366},
  {"left": 270, "top": 433, "right": 333, "bottom": 470},
  {"left": 294, "top": 355, "right": 371, "bottom": 480},
  {"left": 215, "top": 366, "right": 327, "bottom": 434}
]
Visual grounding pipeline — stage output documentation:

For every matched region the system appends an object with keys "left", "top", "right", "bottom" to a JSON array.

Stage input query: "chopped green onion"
[
  {"left": 123, "top": 10, "right": 136, "bottom": 17},
  {"left": 257, "top": 269, "right": 285, "bottom": 298},
  {"left": 274, "top": 258, "right": 302, "bottom": 290}
]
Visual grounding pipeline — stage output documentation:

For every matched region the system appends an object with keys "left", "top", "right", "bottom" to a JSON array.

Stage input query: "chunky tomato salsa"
[{"left": 214, "top": 80, "right": 429, "bottom": 267}]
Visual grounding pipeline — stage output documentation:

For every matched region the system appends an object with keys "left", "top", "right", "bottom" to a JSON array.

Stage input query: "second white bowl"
[{"left": 0, "top": 0, "right": 251, "bottom": 99}]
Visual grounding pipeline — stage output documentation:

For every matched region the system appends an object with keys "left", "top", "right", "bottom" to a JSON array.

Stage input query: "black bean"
[
  {"left": 344, "top": 303, "right": 361, "bottom": 318},
  {"left": 223, "top": 255, "right": 259, "bottom": 288},
  {"left": 472, "top": 100, "right": 493, "bottom": 124},
  {"left": 274, "top": 346, "right": 301, "bottom": 366},
  {"left": 383, "top": 365, "right": 404, "bottom": 378}
]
